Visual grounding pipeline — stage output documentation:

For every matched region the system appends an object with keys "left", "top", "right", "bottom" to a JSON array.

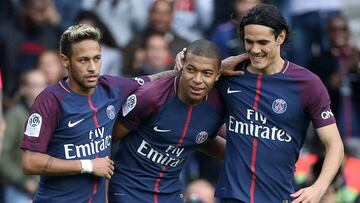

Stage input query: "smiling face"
[
  {"left": 178, "top": 53, "right": 220, "bottom": 105},
  {"left": 61, "top": 39, "right": 101, "bottom": 95},
  {"left": 244, "top": 24, "right": 285, "bottom": 74}
]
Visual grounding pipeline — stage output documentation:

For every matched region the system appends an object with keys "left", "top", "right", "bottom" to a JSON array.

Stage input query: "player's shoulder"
[
  {"left": 122, "top": 76, "right": 177, "bottom": 117},
  {"left": 285, "top": 61, "right": 327, "bottom": 98},
  {"left": 135, "top": 75, "right": 176, "bottom": 101},
  {"left": 39, "top": 81, "right": 70, "bottom": 102},
  {"left": 99, "top": 75, "right": 130, "bottom": 86},
  {"left": 99, "top": 75, "right": 148, "bottom": 88},
  {"left": 285, "top": 61, "right": 323, "bottom": 84}
]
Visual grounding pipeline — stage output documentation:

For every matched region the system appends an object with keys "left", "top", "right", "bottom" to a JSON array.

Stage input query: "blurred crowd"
[{"left": 0, "top": 0, "right": 360, "bottom": 203}]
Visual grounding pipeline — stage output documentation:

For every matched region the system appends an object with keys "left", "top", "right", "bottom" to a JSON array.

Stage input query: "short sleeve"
[
  {"left": 305, "top": 79, "right": 336, "bottom": 129},
  {"left": 21, "top": 90, "right": 61, "bottom": 153},
  {"left": 118, "top": 87, "right": 158, "bottom": 131}
]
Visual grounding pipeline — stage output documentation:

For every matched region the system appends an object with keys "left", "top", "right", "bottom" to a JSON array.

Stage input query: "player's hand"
[
  {"left": 24, "top": 179, "right": 38, "bottom": 194},
  {"left": 291, "top": 185, "right": 326, "bottom": 203},
  {"left": 221, "top": 54, "right": 249, "bottom": 76},
  {"left": 174, "top": 48, "right": 186, "bottom": 71},
  {"left": 91, "top": 157, "right": 115, "bottom": 179}
]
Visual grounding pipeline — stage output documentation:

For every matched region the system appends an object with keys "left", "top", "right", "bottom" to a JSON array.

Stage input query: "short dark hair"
[
  {"left": 186, "top": 40, "right": 222, "bottom": 68},
  {"left": 60, "top": 24, "right": 102, "bottom": 58},
  {"left": 238, "top": 4, "right": 290, "bottom": 44}
]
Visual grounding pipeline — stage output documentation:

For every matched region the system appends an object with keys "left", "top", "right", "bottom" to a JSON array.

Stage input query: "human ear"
[
  {"left": 276, "top": 30, "right": 286, "bottom": 45},
  {"left": 60, "top": 54, "right": 69, "bottom": 69}
]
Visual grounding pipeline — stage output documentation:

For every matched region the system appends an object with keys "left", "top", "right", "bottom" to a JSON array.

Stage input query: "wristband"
[{"left": 80, "top": 159, "right": 93, "bottom": 173}]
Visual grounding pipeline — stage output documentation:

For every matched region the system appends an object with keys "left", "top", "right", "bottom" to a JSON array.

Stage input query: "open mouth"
[
  {"left": 85, "top": 74, "right": 99, "bottom": 82},
  {"left": 190, "top": 86, "right": 205, "bottom": 95}
]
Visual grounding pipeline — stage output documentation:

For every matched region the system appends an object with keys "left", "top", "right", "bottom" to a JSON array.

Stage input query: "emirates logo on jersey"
[{"left": 272, "top": 99, "right": 287, "bottom": 114}]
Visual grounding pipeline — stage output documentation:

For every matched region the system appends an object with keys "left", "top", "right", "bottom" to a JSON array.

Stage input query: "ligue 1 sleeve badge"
[
  {"left": 272, "top": 99, "right": 287, "bottom": 114},
  {"left": 25, "top": 113, "right": 42, "bottom": 137}
]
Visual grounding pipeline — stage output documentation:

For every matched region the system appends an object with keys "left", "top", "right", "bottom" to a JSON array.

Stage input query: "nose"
[
  {"left": 250, "top": 44, "right": 261, "bottom": 54},
  {"left": 88, "top": 60, "right": 96, "bottom": 72},
  {"left": 193, "top": 72, "right": 203, "bottom": 84}
]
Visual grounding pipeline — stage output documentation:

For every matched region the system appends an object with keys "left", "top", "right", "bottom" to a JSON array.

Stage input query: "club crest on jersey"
[
  {"left": 196, "top": 131, "right": 208, "bottom": 144},
  {"left": 106, "top": 105, "right": 116, "bottom": 120},
  {"left": 24, "top": 113, "right": 42, "bottom": 137},
  {"left": 272, "top": 99, "right": 287, "bottom": 114},
  {"left": 122, "top": 94, "right": 137, "bottom": 116}
]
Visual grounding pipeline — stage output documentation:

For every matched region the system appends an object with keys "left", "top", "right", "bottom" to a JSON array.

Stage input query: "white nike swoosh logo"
[
  {"left": 227, "top": 87, "right": 242, "bottom": 94},
  {"left": 68, "top": 119, "right": 84, "bottom": 128},
  {"left": 153, "top": 126, "right": 171, "bottom": 133}
]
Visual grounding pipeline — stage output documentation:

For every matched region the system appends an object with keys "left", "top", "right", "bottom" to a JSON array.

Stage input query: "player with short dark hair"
[
  {"left": 108, "top": 39, "right": 226, "bottom": 203},
  {"left": 213, "top": 4, "right": 344, "bottom": 203},
  {"left": 20, "top": 24, "right": 173, "bottom": 203}
]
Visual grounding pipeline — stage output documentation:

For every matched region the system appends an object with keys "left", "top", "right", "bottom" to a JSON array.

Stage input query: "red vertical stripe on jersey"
[
  {"left": 88, "top": 96, "right": 100, "bottom": 128},
  {"left": 87, "top": 96, "right": 99, "bottom": 203},
  {"left": 250, "top": 74, "right": 262, "bottom": 203},
  {"left": 253, "top": 75, "right": 262, "bottom": 110},
  {"left": 250, "top": 139, "right": 258, "bottom": 203},
  {"left": 154, "top": 166, "right": 166, "bottom": 203},
  {"left": 177, "top": 106, "right": 193, "bottom": 146},
  {"left": 153, "top": 106, "right": 193, "bottom": 203}
]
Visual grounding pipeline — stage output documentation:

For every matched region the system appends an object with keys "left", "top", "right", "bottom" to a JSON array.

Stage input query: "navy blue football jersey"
[
  {"left": 109, "top": 76, "right": 224, "bottom": 203},
  {"left": 21, "top": 75, "right": 148, "bottom": 203},
  {"left": 215, "top": 60, "right": 336, "bottom": 202}
]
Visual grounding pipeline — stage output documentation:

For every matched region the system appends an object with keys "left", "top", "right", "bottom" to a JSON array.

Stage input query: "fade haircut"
[
  {"left": 186, "top": 39, "right": 222, "bottom": 69},
  {"left": 238, "top": 4, "right": 290, "bottom": 44},
  {"left": 60, "top": 24, "right": 102, "bottom": 58}
]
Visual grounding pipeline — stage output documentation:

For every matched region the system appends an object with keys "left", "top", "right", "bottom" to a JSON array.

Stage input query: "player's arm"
[
  {"left": 147, "top": 70, "right": 179, "bottom": 81},
  {"left": 198, "top": 124, "right": 226, "bottom": 160},
  {"left": 198, "top": 135, "right": 226, "bottom": 160},
  {"left": 112, "top": 122, "right": 131, "bottom": 141},
  {"left": 113, "top": 89, "right": 158, "bottom": 141},
  {"left": 291, "top": 123, "right": 344, "bottom": 203},
  {"left": 22, "top": 150, "right": 114, "bottom": 179}
]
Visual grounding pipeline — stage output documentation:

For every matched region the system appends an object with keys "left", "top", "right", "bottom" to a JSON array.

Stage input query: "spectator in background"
[
  {"left": 81, "top": 0, "right": 151, "bottom": 48},
  {"left": 0, "top": 70, "right": 47, "bottom": 203},
  {"left": 289, "top": 0, "right": 342, "bottom": 67},
  {"left": 137, "top": 33, "right": 172, "bottom": 75},
  {"left": 123, "top": 0, "right": 189, "bottom": 76},
  {"left": 0, "top": 0, "right": 15, "bottom": 23},
  {"left": 37, "top": 49, "right": 64, "bottom": 85},
  {"left": 0, "top": 70, "right": 4, "bottom": 203},
  {"left": 75, "top": 10, "right": 123, "bottom": 76},
  {"left": 54, "top": 0, "right": 81, "bottom": 31},
  {"left": 0, "top": 71, "right": 5, "bottom": 154},
  {"left": 0, "top": 0, "right": 59, "bottom": 97},
  {"left": 171, "top": 0, "right": 214, "bottom": 42},
  {"left": 309, "top": 14, "right": 360, "bottom": 140},
  {"left": 184, "top": 179, "right": 216, "bottom": 203},
  {"left": 210, "top": 0, "right": 262, "bottom": 58}
]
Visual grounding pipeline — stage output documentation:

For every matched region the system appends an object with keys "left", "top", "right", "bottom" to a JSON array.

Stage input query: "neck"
[
  {"left": 66, "top": 78, "right": 95, "bottom": 95},
  {"left": 177, "top": 79, "right": 202, "bottom": 106}
]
